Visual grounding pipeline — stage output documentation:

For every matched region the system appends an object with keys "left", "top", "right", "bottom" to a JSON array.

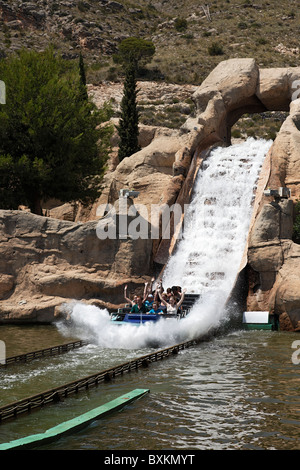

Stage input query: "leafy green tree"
[
  {"left": 0, "top": 47, "right": 113, "bottom": 214},
  {"left": 113, "top": 37, "right": 155, "bottom": 68},
  {"left": 117, "top": 59, "right": 140, "bottom": 161}
]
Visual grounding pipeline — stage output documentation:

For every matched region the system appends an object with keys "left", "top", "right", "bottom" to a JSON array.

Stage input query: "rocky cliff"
[
  {"left": 1, "top": 58, "right": 300, "bottom": 329},
  {"left": 0, "top": 200, "right": 153, "bottom": 321}
]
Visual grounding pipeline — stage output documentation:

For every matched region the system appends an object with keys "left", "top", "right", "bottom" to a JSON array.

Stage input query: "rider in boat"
[
  {"left": 148, "top": 301, "right": 163, "bottom": 315},
  {"left": 124, "top": 285, "right": 137, "bottom": 306},
  {"left": 156, "top": 282, "right": 186, "bottom": 315},
  {"left": 130, "top": 296, "right": 147, "bottom": 314}
]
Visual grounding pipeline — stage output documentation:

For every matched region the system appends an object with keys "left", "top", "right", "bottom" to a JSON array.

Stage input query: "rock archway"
[{"left": 182, "top": 58, "right": 299, "bottom": 148}]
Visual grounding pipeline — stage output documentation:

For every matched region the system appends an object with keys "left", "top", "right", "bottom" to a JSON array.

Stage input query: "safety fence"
[
  {"left": 1, "top": 340, "right": 88, "bottom": 367},
  {"left": 0, "top": 338, "right": 201, "bottom": 423}
]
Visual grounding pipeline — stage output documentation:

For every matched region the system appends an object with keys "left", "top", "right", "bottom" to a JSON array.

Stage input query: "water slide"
[
  {"left": 62, "top": 138, "right": 272, "bottom": 348},
  {"left": 162, "top": 137, "right": 272, "bottom": 314}
]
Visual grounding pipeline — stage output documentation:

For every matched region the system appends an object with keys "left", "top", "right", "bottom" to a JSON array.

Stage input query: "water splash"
[{"left": 59, "top": 138, "right": 272, "bottom": 349}]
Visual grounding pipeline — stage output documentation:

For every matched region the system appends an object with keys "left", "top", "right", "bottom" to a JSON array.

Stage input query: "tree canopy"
[
  {"left": 113, "top": 37, "right": 155, "bottom": 67},
  {"left": 0, "top": 47, "right": 113, "bottom": 214}
]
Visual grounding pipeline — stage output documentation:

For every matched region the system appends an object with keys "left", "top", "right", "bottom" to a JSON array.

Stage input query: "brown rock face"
[{"left": 0, "top": 205, "right": 152, "bottom": 322}]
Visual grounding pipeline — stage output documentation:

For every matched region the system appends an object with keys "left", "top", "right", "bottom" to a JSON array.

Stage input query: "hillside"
[
  {"left": 0, "top": 0, "right": 299, "bottom": 84},
  {"left": 0, "top": 0, "right": 298, "bottom": 136}
]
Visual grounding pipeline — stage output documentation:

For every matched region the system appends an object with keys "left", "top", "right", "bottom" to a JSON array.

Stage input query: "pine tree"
[
  {"left": 114, "top": 37, "right": 155, "bottom": 69},
  {"left": 0, "top": 47, "right": 113, "bottom": 214},
  {"left": 117, "top": 59, "right": 140, "bottom": 161}
]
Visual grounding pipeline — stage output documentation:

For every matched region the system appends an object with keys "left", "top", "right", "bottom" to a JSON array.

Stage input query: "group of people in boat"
[{"left": 124, "top": 279, "right": 186, "bottom": 316}]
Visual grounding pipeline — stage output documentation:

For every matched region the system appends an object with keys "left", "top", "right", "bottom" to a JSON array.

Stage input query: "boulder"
[
  {"left": 256, "top": 68, "right": 291, "bottom": 111},
  {"left": 193, "top": 58, "right": 259, "bottom": 112},
  {"left": 0, "top": 274, "right": 14, "bottom": 299},
  {"left": 93, "top": 127, "right": 189, "bottom": 226}
]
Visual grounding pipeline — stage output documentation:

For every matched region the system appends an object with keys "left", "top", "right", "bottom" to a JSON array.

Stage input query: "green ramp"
[{"left": 0, "top": 388, "right": 149, "bottom": 450}]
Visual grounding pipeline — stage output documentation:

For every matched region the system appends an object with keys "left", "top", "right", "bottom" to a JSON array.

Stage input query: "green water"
[{"left": 0, "top": 324, "right": 299, "bottom": 450}]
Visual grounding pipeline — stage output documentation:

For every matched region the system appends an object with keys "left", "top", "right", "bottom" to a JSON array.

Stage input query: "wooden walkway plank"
[
  {"left": 0, "top": 388, "right": 149, "bottom": 450},
  {"left": 1, "top": 340, "right": 88, "bottom": 368}
]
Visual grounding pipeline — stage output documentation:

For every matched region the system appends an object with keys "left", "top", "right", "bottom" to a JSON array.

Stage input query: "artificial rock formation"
[
  {"left": 246, "top": 98, "right": 300, "bottom": 330},
  {"left": 0, "top": 201, "right": 152, "bottom": 322},
  {"left": 1, "top": 58, "right": 300, "bottom": 325}
]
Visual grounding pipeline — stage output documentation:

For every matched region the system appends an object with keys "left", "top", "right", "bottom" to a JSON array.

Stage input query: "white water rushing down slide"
[
  {"left": 163, "top": 137, "right": 272, "bottom": 295},
  {"left": 60, "top": 138, "right": 272, "bottom": 348}
]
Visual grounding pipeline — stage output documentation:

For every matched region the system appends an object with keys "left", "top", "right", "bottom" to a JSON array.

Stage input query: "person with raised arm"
[
  {"left": 124, "top": 285, "right": 137, "bottom": 307},
  {"left": 156, "top": 281, "right": 186, "bottom": 315}
]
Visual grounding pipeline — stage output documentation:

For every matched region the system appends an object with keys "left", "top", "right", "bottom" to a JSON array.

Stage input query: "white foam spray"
[{"left": 59, "top": 138, "right": 272, "bottom": 349}]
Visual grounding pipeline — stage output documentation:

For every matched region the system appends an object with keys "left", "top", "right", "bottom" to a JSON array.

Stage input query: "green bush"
[
  {"left": 231, "top": 129, "right": 242, "bottom": 138},
  {"left": 238, "top": 21, "right": 248, "bottom": 29},
  {"left": 208, "top": 42, "right": 224, "bottom": 56},
  {"left": 77, "top": 1, "right": 90, "bottom": 12},
  {"left": 174, "top": 18, "right": 188, "bottom": 32}
]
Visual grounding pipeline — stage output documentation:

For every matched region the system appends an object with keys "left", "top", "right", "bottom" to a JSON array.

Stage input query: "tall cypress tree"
[
  {"left": 79, "top": 52, "right": 88, "bottom": 101},
  {"left": 117, "top": 59, "right": 140, "bottom": 161}
]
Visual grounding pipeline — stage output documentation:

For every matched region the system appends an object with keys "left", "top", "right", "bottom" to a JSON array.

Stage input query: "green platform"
[
  {"left": 0, "top": 388, "right": 149, "bottom": 450},
  {"left": 242, "top": 311, "right": 279, "bottom": 331},
  {"left": 243, "top": 323, "right": 274, "bottom": 330}
]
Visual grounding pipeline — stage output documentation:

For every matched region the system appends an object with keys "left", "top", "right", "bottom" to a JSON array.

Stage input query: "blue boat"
[
  {"left": 110, "top": 294, "right": 199, "bottom": 325},
  {"left": 110, "top": 309, "right": 184, "bottom": 325}
]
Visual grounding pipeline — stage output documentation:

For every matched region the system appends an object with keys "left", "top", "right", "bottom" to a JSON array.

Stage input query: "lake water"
[
  {"left": 0, "top": 324, "right": 299, "bottom": 451},
  {"left": 1, "top": 138, "right": 298, "bottom": 452}
]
